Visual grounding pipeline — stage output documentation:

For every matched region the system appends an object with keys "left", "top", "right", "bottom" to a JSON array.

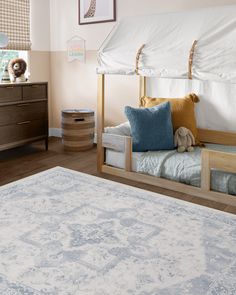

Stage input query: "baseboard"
[{"left": 49, "top": 128, "right": 62, "bottom": 138}]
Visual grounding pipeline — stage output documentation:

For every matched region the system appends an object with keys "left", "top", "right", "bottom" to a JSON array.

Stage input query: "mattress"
[{"left": 106, "top": 144, "right": 236, "bottom": 196}]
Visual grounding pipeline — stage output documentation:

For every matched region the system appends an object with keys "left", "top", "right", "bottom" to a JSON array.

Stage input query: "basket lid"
[{"left": 62, "top": 108, "right": 94, "bottom": 114}]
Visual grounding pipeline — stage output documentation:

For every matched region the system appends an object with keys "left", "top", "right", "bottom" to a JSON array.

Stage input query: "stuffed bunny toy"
[{"left": 174, "top": 127, "right": 195, "bottom": 153}]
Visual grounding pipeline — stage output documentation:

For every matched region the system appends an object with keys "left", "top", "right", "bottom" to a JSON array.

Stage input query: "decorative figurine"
[{"left": 8, "top": 58, "right": 27, "bottom": 82}]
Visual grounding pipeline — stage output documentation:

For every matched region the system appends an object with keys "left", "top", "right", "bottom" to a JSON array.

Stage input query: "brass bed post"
[{"left": 97, "top": 74, "right": 105, "bottom": 172}]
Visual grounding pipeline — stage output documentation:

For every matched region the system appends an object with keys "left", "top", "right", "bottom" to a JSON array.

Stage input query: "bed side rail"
[
  {"left": 102, "top": 133, "right": 132, "bottom": 172},
  {"left": 201, "top": 149, "right": 236, "bottom": 191}
]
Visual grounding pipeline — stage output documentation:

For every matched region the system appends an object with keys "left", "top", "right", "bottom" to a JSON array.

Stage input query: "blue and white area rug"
[{"left": 0, "top": 167, "right": 235, "bottom": 295}]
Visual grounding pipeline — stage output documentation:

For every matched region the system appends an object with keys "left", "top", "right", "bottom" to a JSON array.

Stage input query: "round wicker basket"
[{"left": 62, "top": 109, "right": 95, "bottom": 151}]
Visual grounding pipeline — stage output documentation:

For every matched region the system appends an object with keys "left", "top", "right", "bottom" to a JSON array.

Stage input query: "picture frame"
[{"left": 79, "top": 0, "right": 116, "bottom": 25}]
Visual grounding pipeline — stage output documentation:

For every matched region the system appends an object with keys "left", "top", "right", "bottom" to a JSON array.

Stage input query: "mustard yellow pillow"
[{"left": 141, "top": 93, "right": 200, "bottom": 143}]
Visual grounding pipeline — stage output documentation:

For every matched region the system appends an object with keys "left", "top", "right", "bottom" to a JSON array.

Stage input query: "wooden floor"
[{"left": 0, "top": 137, "right": 236, "bottom": 215}]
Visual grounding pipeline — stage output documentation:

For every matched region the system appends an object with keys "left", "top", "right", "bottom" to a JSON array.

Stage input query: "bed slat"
[
  {"left": 102, "top": 133, "right": 132, "bottom": 152},
  {"left": 198, "top": 128, "right": 236, "bottom": 146},
  {"left": 209, "top": 150, "right": 236, "bottom": 174},
  {"left": 102, "top": 164, "right": 236, "bottom": 207}
]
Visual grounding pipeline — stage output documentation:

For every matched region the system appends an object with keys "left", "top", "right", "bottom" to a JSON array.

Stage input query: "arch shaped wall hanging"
[{"left": 67, "top": 36, "right": 86, "bottom": 63}]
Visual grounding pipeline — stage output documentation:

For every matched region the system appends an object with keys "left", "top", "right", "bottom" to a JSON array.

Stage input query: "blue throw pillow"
[{"left": 124, "top": 102, "right": 174, "bottom": 152}]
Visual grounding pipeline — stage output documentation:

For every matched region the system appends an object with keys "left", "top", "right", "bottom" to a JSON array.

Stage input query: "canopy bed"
[{"left": 97, "top": 5, "right": 236, "bottom": 206}]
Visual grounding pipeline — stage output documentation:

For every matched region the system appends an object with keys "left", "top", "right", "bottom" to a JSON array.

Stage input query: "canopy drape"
[{"left": 97, "top": 5, "right": 236, "bottom": 83}]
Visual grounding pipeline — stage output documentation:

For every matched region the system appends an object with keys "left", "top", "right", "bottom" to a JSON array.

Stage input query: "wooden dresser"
[{"left": 0, "top": 82, "right": 48, "bottom": 151}]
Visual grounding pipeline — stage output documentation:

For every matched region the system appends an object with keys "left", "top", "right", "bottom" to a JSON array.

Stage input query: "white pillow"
[{"left": 105, "top": 122, "right": 131, "bottom": 136}]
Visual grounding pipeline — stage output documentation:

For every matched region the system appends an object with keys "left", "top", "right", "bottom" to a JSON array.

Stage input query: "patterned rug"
[{"left": 0, "top": 167, "right": 235, "bottom": 295}]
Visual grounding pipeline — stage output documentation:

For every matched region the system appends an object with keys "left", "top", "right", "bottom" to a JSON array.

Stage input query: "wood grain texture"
[
  {"left": 0, "top": 83, "right": 48, "bottom": 152},
  {"left": 139, "top": 76, "right": 146, "bottom": 106},
  {"left": 0, "top": 85, "right": 21, "bottom": 103},
  {"left": 198, "top": 128, "right": 236, "bottom": 146},
  {"left": 0, "top": 136, "right": 47, "bottom": 152},
  {"left": 208, "top": 149, "right": 236, "bottom": 174},
  {"left": 201, "top": 149, "right": 211, "bottom": 191},
  {"left": 0, "top": 138, "right": 235, "bottom": 214},
  {"left": 102, "top": 133, "right": 132, "bottom": 171},
  {"left": 62, "top": 110, "right": 94, "bottom": 152},
  {"left": 124, "top": 136, "right": 132, "bottom": 172},
  {"left": 0, "top": 101, "right": 47, "bottom": 126},
  {"left": 22, "top": 84, "right": 47, "bottom": 100},
  {"left": 102, "top": 133, "right": 128, "bottom": 152},
  {"left": 102, "top": 164, "right": 236, "bottom": 207},
  {"left": 0, "top": 120, "right": 47, "bottom": 146},
  {"left": 97, "top": 74, "right": 105, "bottom": 171},
  {"left": 101, "top": 128, "right": 236, "bottom": 206}
]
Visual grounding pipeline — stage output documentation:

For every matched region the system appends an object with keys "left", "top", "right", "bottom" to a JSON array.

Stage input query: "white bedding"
[
  {"left": 105, "top": 123, "right": 236, "bottom": 195},
  {"left": 106, "top": 146, "right": 236, "bottom": 195}
]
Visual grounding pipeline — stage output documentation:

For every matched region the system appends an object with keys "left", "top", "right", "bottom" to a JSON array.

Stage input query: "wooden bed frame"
[{"left": 97, "top": 74, "right": 236, "bottom": 207}]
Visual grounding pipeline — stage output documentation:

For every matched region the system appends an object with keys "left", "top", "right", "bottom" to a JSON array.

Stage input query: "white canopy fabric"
[
  {"left": 148, "top": 78, "right": 236, "bottom": 132},
  {"left": 97, "top": 5, "right": 236, "bottom": 83}
]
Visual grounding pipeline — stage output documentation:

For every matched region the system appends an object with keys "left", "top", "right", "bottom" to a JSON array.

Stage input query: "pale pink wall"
[
  {"left": 29, "top": 51, "right": 51, "bottom": 126},
  {"left": 50, "top": 51, "right": 139, "bottom": 127}
]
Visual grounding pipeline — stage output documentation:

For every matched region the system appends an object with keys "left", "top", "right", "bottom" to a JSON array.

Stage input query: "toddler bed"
[
  {"left": 105, "top": 123, "right": 236, "bottom": 196},
  {"left": 106, "top": 144, "right": 236, "bottom": 196},
  {"left": 101, "top": 128, "right": 236, "bottom": 206},
  {"left": 97, "top": 5, "right": 236, "bottom": 207}
]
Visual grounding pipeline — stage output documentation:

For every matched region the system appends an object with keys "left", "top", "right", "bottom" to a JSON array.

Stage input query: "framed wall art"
[{"left": 79, "top": 0, "right": 116, "bottom": 25}]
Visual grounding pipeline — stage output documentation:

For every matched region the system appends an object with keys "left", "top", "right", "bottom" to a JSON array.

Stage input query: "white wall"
[
  {"left": 50, "top": 0, "right": 114, "bottom": 51},
  {"left": 50, "top": 0, "right": 236, "bottom": 51},
  {"left": 30, "top": 0, "right": 51, "bottom": 125},
  {"left": 29, "top": 0, "right": 51, "bottom": 83},
  {"left": 30, "top": 0, "right": 50, "bottom": 51}
]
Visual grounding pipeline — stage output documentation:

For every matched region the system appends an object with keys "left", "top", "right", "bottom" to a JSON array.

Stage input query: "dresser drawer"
[
  {"left": 23, "top": 84, "right": 47, "bottom": 100},
  {"left": 0, "top": 120, "right": 47, "bottom": 145},
  {"left": 0, "top": 86, "right": 22, "bottom": 103},
  {"left": 0, "top": 101, "right": 47, "bottom": 126}
]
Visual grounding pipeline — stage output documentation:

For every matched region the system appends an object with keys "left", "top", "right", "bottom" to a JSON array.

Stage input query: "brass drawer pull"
[
  {"left": 17, "top": 121, "right": 31, "bottom": 125},
  {"left": 32, "top": 85, "right": 40, "bottom": 88},
  {"left": 6, "top": 86, "right": 14, "bottom": 89},
  {"left": 17, "top": 103, "right": 30, "bottom": 107}
]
